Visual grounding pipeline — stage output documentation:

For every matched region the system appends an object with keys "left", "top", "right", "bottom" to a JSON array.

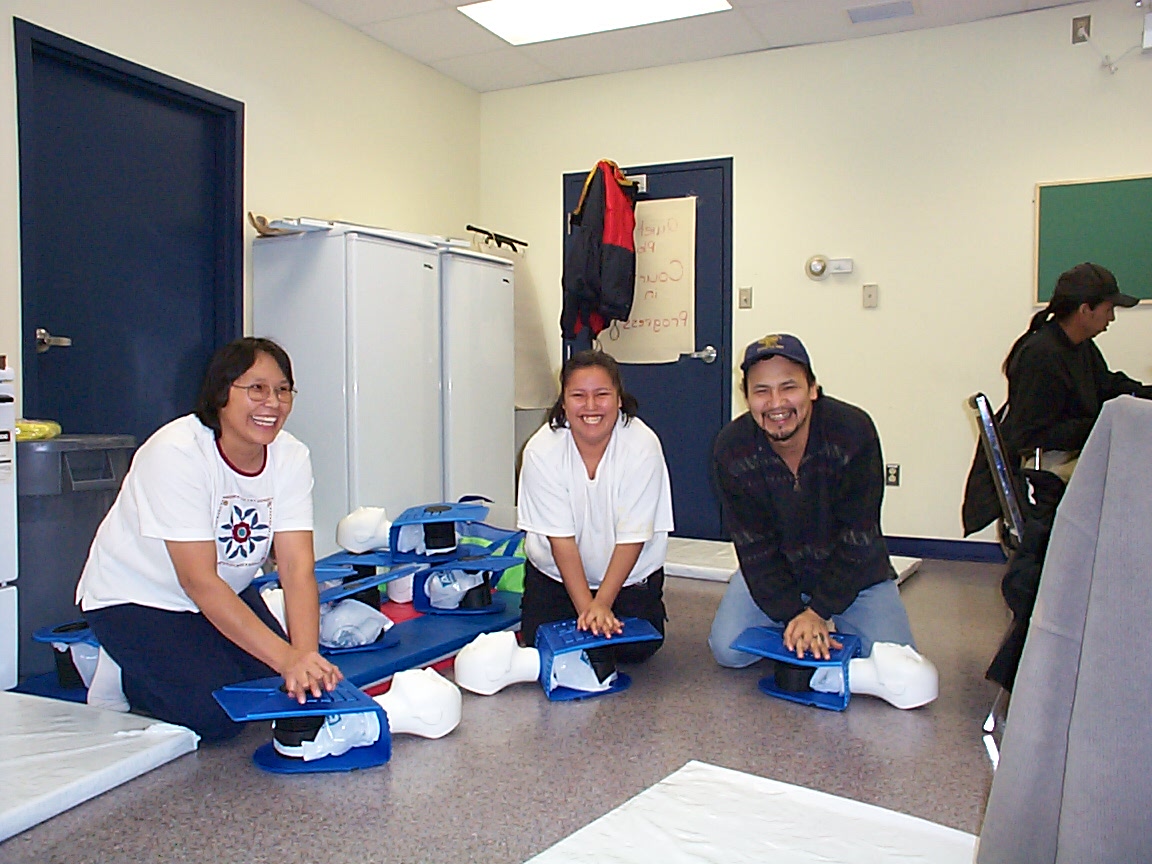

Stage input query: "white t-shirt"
[
  {"left": 77, "top": 414, "right": 314, "bottom": 613},
  {"left": 517, "top": 416, "right": 673, "bottom": 589}
]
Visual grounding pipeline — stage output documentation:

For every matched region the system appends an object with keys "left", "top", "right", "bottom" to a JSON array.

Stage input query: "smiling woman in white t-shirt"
[
  {"left": 517, "top": 350, "right": 674, "bottom": 663},
  {"left": 77, "top": 338, "right": 342, "bottom": 741}
]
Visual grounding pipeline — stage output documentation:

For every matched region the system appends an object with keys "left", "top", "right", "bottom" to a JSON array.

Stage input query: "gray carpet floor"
[{"left": 2, "top": 559, "right": 1008, "bottom": 864}]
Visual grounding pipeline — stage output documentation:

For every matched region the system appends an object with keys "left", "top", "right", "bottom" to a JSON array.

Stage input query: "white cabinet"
[{"left": 254, "top": 227, "right": 514, "bottom": 556}]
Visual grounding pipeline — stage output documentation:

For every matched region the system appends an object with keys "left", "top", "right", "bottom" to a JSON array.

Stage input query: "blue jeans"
[{"left": 708, "top": 569, "right": 915, "bottom": 667}]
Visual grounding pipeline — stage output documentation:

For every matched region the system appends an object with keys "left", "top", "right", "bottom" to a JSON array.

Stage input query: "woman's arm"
[
  {"left": 579, "top": 542, "right": 642, "bottom": 637},
  {"left": 165, "top": 537, "right": 341, "bottom": 702},
  {"left": 273, "top": 529, "right": 343, "bottom": 697},
  {"left": 548, "top": 536, "right": 641, "bottom": 637}
]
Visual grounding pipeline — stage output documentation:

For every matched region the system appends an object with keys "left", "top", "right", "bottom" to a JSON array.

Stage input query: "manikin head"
[
  {"left": 454, "top": 631, "right": 540, "bottom": 696},
  {"left": 336, "top": 506, "right": 392, "bottom": 554},
  {"left": 849, "top": 642, "right": 938, "bottom": 710},
  {"left": 372, "top": 668, "right": 462, "bottom": 738}
]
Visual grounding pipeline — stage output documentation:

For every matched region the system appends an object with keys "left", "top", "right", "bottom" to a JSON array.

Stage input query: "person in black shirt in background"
[
  {"left": 708, "top": 334, "right": 914, "bottom": 667},
  {"left": 1000, "top": 262, "right": 1151, "bottom": 481}
]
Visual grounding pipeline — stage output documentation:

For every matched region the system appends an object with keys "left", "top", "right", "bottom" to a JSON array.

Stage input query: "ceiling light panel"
[{"left": 458, "top": 0, "right": 733, "bottom": 45}]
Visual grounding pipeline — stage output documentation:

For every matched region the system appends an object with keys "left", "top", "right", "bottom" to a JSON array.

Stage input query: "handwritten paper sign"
[{"left": 600, "top": 196, "right": 696, "bottom": 364}]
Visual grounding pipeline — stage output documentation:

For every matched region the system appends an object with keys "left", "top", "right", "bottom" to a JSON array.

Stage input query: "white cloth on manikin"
[
  {"left": 517, "top": 416, "right": 673, "bottom": 588},
  {"left": 77, "top": 414, "right": 313, "bottom": 613}
]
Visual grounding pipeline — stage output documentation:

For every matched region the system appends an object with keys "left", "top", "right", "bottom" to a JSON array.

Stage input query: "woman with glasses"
[{"left": 76, "top": 337, "right": 342, "bottom": 741}]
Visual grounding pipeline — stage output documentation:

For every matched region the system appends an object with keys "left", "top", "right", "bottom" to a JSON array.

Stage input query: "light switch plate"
[
  {"left": 863, "top": 283, "right": 879, "bottom": 309},
  {"left": 738, "top": 286, "right": 752, "bottom": 309}
]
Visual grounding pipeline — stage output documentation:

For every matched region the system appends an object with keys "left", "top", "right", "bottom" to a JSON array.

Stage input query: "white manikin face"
[
  {"left": 373, "top": 668, "right": 462, "bottom": 738},
  {"left": 336, "top": 506, "right": 392, "bottom": 553},
  {"left": 850, "top": 642, "right": 939, "bottom": 710},
  {"left": 454, "top": 631, "right": 540, "bottom": 696}
]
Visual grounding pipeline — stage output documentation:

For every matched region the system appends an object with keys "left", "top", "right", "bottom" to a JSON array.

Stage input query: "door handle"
[
  {"left": 35, "top": 328, "right": 73, "bottom": 354},
  {"left": 685, "top": 345, "right": 717, "bottom": 364}
]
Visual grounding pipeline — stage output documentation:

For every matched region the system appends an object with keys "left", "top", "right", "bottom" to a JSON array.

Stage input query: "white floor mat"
[
  {"left": 664, "top": 537, "right": 921, "bottom": 585},
  {"left": 0, "top": 692, "right": 198, "bottom": 841},
  {"left": 526, "top": 760, "right": 975, "bottom": 864}
]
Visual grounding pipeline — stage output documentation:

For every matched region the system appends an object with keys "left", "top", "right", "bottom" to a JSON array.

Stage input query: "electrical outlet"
[
  {"left": 1072, "top": 15, "right": 1090, "bottom": 43},
  {"left": 738, "top": 286, "right": 753, "bottom": 309},
  {"left": 885, "top": 464, "right": 900, "bottom": 486}
]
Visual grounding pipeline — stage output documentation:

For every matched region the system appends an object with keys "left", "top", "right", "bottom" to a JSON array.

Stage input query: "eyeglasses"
[{"left": 231, "top": 382, "right": 296, "bottom": 403}]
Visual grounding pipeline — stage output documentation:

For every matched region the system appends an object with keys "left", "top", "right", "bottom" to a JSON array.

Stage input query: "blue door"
[
  {"left": 15, "top": 21, "right": 242, "bottom": 444},
  {"left": 564, "top": 159, "right": 733, "bottom": 539}
]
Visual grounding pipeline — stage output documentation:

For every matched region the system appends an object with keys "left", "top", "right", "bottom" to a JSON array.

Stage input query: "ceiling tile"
[
  {"left": 361, "top": 8, "right": 510, "bottom": 63},
  {"left": 432, "top": 49, "right": 561, "bottom": 91},
  {"left": 522, "top": 10, "right": 768, "bottom": 79},
  {"left": 299, "top": 0, "right": 451, "bottom": 28}
]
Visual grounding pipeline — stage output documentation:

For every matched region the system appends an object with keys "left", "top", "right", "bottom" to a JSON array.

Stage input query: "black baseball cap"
[
  {"left": 740, "top": 334, "right": 813, "bottom": 374},
  {"left": 1053, "top": 263, "right": 1138, "bottom": 308}
]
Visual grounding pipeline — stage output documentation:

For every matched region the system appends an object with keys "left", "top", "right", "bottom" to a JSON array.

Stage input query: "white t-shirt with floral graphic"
[{"left": 77, "top": 414, "right": 313, "bottom": 613}]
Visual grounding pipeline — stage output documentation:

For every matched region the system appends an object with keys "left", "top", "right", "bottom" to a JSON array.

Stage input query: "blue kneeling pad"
[
  {"left": 213, "top": 677, "right": 391, "bottom": 773},
  {"left": 729, "top": 626, "right": 862, "bottom": 711},
  {"left": 535, "top": 618, "right": 662, "bottom": 702}
]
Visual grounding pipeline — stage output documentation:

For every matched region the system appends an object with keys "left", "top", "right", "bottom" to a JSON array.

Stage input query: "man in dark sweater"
[
  {"left": 708, "top": 334, "right": 914, "bottom": 666},
  {"left": 1000, "top": 263, "right": 1151, "bottom": 475}
]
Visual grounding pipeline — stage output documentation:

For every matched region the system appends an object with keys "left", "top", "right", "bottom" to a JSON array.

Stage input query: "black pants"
[
  {"left": 85, "top": 585, "right": 284, "bottom": 743},
  {"left": 519, "top": 561, "right": 666, "bottom": 663}
]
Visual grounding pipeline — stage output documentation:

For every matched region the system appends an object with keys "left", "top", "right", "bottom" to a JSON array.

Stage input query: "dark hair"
[
  {"left": 1001, "top": 293, "right": 1105, "bottom": 376},
  {"left": 194, "top": 337, "right": 294, "bottom": 438},
  {"left": 547, "top": 350, "right": 639, "bottom": 430},
  {"left": 740, "top": 359, "right": 817, "bottom": 398}
]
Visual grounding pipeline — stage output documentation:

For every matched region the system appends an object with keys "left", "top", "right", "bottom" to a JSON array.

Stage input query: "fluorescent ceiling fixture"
[{"left": 458, "top": 0, "right": 732, "bottom": 46}]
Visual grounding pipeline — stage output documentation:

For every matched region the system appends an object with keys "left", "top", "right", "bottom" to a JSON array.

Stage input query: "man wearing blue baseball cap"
[{"left": 708, "top": 334, "right": 915, "bottom": 666}]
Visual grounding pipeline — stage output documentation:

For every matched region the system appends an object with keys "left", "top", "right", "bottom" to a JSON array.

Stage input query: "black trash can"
[{"left": 16, "top": 435, "right": 135, "bottom": 677}]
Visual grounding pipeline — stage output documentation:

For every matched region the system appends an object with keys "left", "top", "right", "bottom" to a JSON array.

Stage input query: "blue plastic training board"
[
  {"left": 251, "top": 732, "right": 391, "bottom": 774},
  {"left": 317, "top": 562, "right": 428, "bottom": 605},
  {"left": 212, "top": 678, "right": 392, "bottom": 773},
  {"left": 535, "top": 617, "right": 661, "bottom": 702},
  {"left": 32, "top": 621, "right": 100, "bottom": 648},
  {"left": 411, "top": 554, "right": 522, "bottom": 615},
  {"left": 729, "top": 626, "right": 862, "bottom": 711},
  {"left": 333, "top": 590, "right": 522, "bottom": 689},
  {"left": 389, "top": 500, "right": 491, "bottom": 563},
  {"left": 213, "top": 676, "right": 380, "bottom": 721}
]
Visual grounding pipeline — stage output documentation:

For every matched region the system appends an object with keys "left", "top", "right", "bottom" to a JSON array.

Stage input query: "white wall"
[
  {"left": 479, "top": 0, "right": 1152, "bottom": 541},
  {"left": 0, "top": 0, "right": 480, "bottom": 406}
]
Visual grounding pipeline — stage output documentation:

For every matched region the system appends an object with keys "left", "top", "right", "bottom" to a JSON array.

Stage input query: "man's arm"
[
  {"left": 804, "top": 421, "right": 889, "bottom": 621},
  {"left": 711, "top": 443, "right": 805, "bottom": 624},
  {"left": 1092, "top": 342, "right": 1152, "bottom": 402}
]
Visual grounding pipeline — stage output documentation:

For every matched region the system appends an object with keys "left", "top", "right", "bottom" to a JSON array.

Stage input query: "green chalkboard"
[{"left": 1035, "top": 175, "right": 1152, "bottom": 304}]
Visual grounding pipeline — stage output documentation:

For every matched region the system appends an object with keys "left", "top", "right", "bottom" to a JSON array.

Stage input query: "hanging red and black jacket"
[{"left": 561, "top": 160, "right": 638, "bottom": 340}]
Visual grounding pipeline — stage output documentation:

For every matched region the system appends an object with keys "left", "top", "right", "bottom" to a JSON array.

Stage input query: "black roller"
[
  {"left": 774, "top": 661, "right": 814, "bottom": 692},
  {"left": 423, "top": 521, "right": 456, "bottom": 554}
]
